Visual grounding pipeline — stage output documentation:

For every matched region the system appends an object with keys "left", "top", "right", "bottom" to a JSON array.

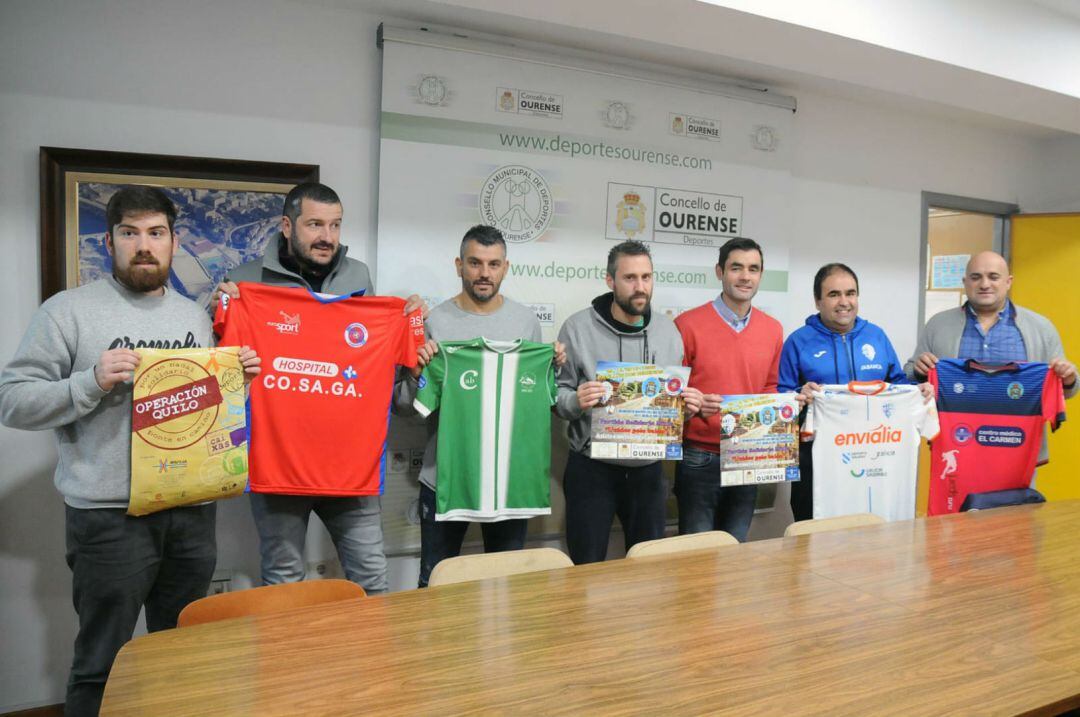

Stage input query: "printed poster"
[
  {"left": 931, "top": 254, "right": 969, "bottom": 290},
  {"left": 129, "top": 347, "right": 248, "bottom": 516},
  {"left": 590, "top": 361, "right": 690, "bottom": 460},
  {"left": 719, "top": 393, "right": 800, "bottom": 486}
]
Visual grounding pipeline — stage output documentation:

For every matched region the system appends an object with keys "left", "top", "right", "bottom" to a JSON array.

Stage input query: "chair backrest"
[
  {"left": 784, "top": 513, "right": 885, "bottom": 537},
  {"left": 177, "top": 579, "right": 366, "bottom": 627},
  {"left": 428, "top": 548, "right": 573, "bottom": 587},
  {"left": 625, "top": 531, "right": 739, "bottom": 559}
]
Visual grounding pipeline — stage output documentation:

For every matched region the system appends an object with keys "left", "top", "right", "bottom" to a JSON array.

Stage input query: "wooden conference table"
[{"left": 101, "top": 502, "right": 1080, "bottom": 716}]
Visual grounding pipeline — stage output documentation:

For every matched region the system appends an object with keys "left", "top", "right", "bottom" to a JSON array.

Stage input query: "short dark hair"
[
  {"left": 105, "top": 185, "right": 176, "bottom": 234},
  {"left": 460, "top": 224, "right": 507, "bottom": 259},
  {"left": 717, "top": 238, "right": 763, "bottom": 271},
  {"left": 283, "top": 182, "right": 341, "bottom": 224},
  {"left": 607, "top": 240, "right": 652, "bottom": 278},
  {"left": 813, "top": 263, "right": 860, "bottom": 300}
]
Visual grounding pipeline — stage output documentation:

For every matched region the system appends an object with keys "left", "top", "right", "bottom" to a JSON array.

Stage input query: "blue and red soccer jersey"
[
  {"left": 927, "top": 359, "right": 1065, "bottom": 515},
  {"left": 214, "top": 283, "right": 424, "bottom": 496}
]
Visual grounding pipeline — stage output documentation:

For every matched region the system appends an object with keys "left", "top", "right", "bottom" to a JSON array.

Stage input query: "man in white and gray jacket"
[
  {"left": 906, "top": 251, "right": 1076, "bottom": 464},
  {"left": 556, "top": 240, "right": 706, "bottom": 564}
]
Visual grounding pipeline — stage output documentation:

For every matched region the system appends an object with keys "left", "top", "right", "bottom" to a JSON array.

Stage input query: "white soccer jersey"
[{"left": 805, "top": 382, "right": 939, "bottom": 521}]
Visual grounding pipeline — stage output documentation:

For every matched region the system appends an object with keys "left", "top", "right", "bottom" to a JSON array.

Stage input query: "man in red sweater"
[{"left": 674, "top": 238, "right": 784, "bottom": 541}]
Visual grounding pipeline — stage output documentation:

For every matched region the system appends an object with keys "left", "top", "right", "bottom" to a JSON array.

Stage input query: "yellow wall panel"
[{"left": 1011, "top": 214, "right": 1080, "bottom": 501}]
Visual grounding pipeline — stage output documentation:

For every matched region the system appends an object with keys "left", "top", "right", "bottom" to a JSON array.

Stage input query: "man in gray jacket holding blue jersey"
[
  {"left": 556, "top": 240, "right": 705, "bottom": 564},
  {"left": 0, "top": 186, "right": 259, "bottom": 717}
]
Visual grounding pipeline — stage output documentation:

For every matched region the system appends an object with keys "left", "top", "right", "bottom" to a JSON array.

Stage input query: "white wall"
[
  {"left": 0, "top": 0, "right": 1075, "bottom": 710},
  {"left": 785, "top": 90, "right": 1046, "bottom": 352},
  {"left": 1027, "top": 133, "right": 1080, "bottom": 212}
]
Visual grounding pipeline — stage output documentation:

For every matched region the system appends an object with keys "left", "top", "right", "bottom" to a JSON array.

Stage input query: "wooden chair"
[
  {"left": 177, "top": 579, "right": 366, "bottom": 627},
  {"left": 784, "top": 513, "right": 885, "bottom": 537},
  {"left": 625, "top": 531, "right": 739, "bottom": 559},
  {"left": 428, "top": 548, "right": 573, "bottom": 587}
]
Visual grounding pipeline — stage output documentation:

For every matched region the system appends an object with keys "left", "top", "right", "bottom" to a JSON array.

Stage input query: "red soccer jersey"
[
  {"left": 928, "top": 359, "right": 1065, "bottom": 515},
  {"left": 214, "top": 283, "right": 424, "bottom": 496}
]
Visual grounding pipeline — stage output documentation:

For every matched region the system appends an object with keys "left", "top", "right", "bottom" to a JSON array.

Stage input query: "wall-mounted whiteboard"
[{"left": 377, "top": 26, "right": 798, "bottom": 551}]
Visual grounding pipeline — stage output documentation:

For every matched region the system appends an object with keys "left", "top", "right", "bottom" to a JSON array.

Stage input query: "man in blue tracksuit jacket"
[{"left": 778, "top": 263, "right": 909, "bottom": 521}]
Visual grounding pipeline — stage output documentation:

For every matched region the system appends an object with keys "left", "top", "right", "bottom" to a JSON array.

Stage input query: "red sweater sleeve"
[{"left": 765, "top": 330, "right": 782, "bottom": 393}]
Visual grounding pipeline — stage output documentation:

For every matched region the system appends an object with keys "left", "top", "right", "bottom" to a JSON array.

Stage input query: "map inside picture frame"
[{"left": 66, "top": 172, "right": 295, "bottom": 309}]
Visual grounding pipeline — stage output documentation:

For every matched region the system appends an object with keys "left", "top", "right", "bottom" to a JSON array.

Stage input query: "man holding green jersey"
[{"left": 398, "top": 225, "right": 565, "bottom": 587}]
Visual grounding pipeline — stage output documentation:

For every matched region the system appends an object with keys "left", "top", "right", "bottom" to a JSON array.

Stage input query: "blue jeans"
[
  {"left": 249, "top": 493, "right": 387, "bottom": 594},
  {"left": 418, "top": 484, "right": 528, "bottom": 588},
  {"left": 674, "top": 446, "right": 758, "bottom": 541},
  {"left": 64, "top": 504, "right": 216, "bottom": 717},
  {"left": 563, "top": 450, "right": 667, "bottom": 564}
]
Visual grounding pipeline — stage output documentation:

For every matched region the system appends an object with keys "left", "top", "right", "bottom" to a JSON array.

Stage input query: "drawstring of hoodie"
[{"left": 616, "top": 331, "right": 651, "bottom": 362}]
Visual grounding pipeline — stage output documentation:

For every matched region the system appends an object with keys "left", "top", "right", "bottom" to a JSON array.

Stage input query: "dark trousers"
[
  {"left": 64, "top": 503, "right": 216, "bottom": 717},
  {"left": 674, "top": 446, "right": 758, "bottom": 542},
  {"left": 789, "top": 440, "right": 815, "bottom": 522},
  {"left": 563, "top": 450, "right": 667, "bottom": 564},
  {"left": 417, "top": 484, "right": 528, "bottom": 588}
]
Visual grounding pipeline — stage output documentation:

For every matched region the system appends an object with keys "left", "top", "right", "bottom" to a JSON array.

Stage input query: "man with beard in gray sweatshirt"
[
  {"left": 555, "top": 240, "right": 706, "bottom": 564},
  {"left": 0, "top": 186, "right": 260, "bottom": 717}
]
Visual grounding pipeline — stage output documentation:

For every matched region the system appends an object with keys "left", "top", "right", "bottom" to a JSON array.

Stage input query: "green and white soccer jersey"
[{"left": 414, "top": 338, "right": 557, "bottom": 521}]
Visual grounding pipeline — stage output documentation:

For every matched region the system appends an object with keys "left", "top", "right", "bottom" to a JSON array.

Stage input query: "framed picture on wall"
[{"left": 39, "top": 147, "right": 319, "bottom": 307}]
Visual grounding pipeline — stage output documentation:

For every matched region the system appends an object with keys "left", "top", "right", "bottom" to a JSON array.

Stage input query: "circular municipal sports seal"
[
  {"left": 664, "top": 376, "right": 684, "bottom": 396},
  {"left": 132, "top": 358, "right": 220, "bottom": 451},
  {"left": 478, "top": 165, "right": 552, "bottom": 244},
  {"left": 416, "top": 75, "right": 448, "bottom": 106},
  {"left": 721, "top": 413, "right": 736, "bottom": 436}
]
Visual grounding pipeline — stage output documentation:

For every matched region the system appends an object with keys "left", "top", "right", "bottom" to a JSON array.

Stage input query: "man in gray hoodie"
[
  {"left": 0, "top": 186, "right": 259, "bottom": 717},
  {"left": 213, "top": 182, "right": 422, "bottom": 595},
  {"left": 556, "top": 240, "right": 704, "bottom": 564}
]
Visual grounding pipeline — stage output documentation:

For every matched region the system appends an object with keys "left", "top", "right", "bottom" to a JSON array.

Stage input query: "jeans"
[
  {"left": 788, "top": 440, "right": 815, "bottom": 522},
  {"left": 417, "top": 484, "right": 528, "bottom": 588},
  {"left": 563, "top": 450, "right": 667, "bottom": 565},
  {"left": 249, "top": 493, "right": 387, "bottom": 594},
  {"left": 64, "top": 503, "right": 216, "bottom": 717},
  {"left": 674, "top": 446, "right": 758, "bottom": 542}
]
